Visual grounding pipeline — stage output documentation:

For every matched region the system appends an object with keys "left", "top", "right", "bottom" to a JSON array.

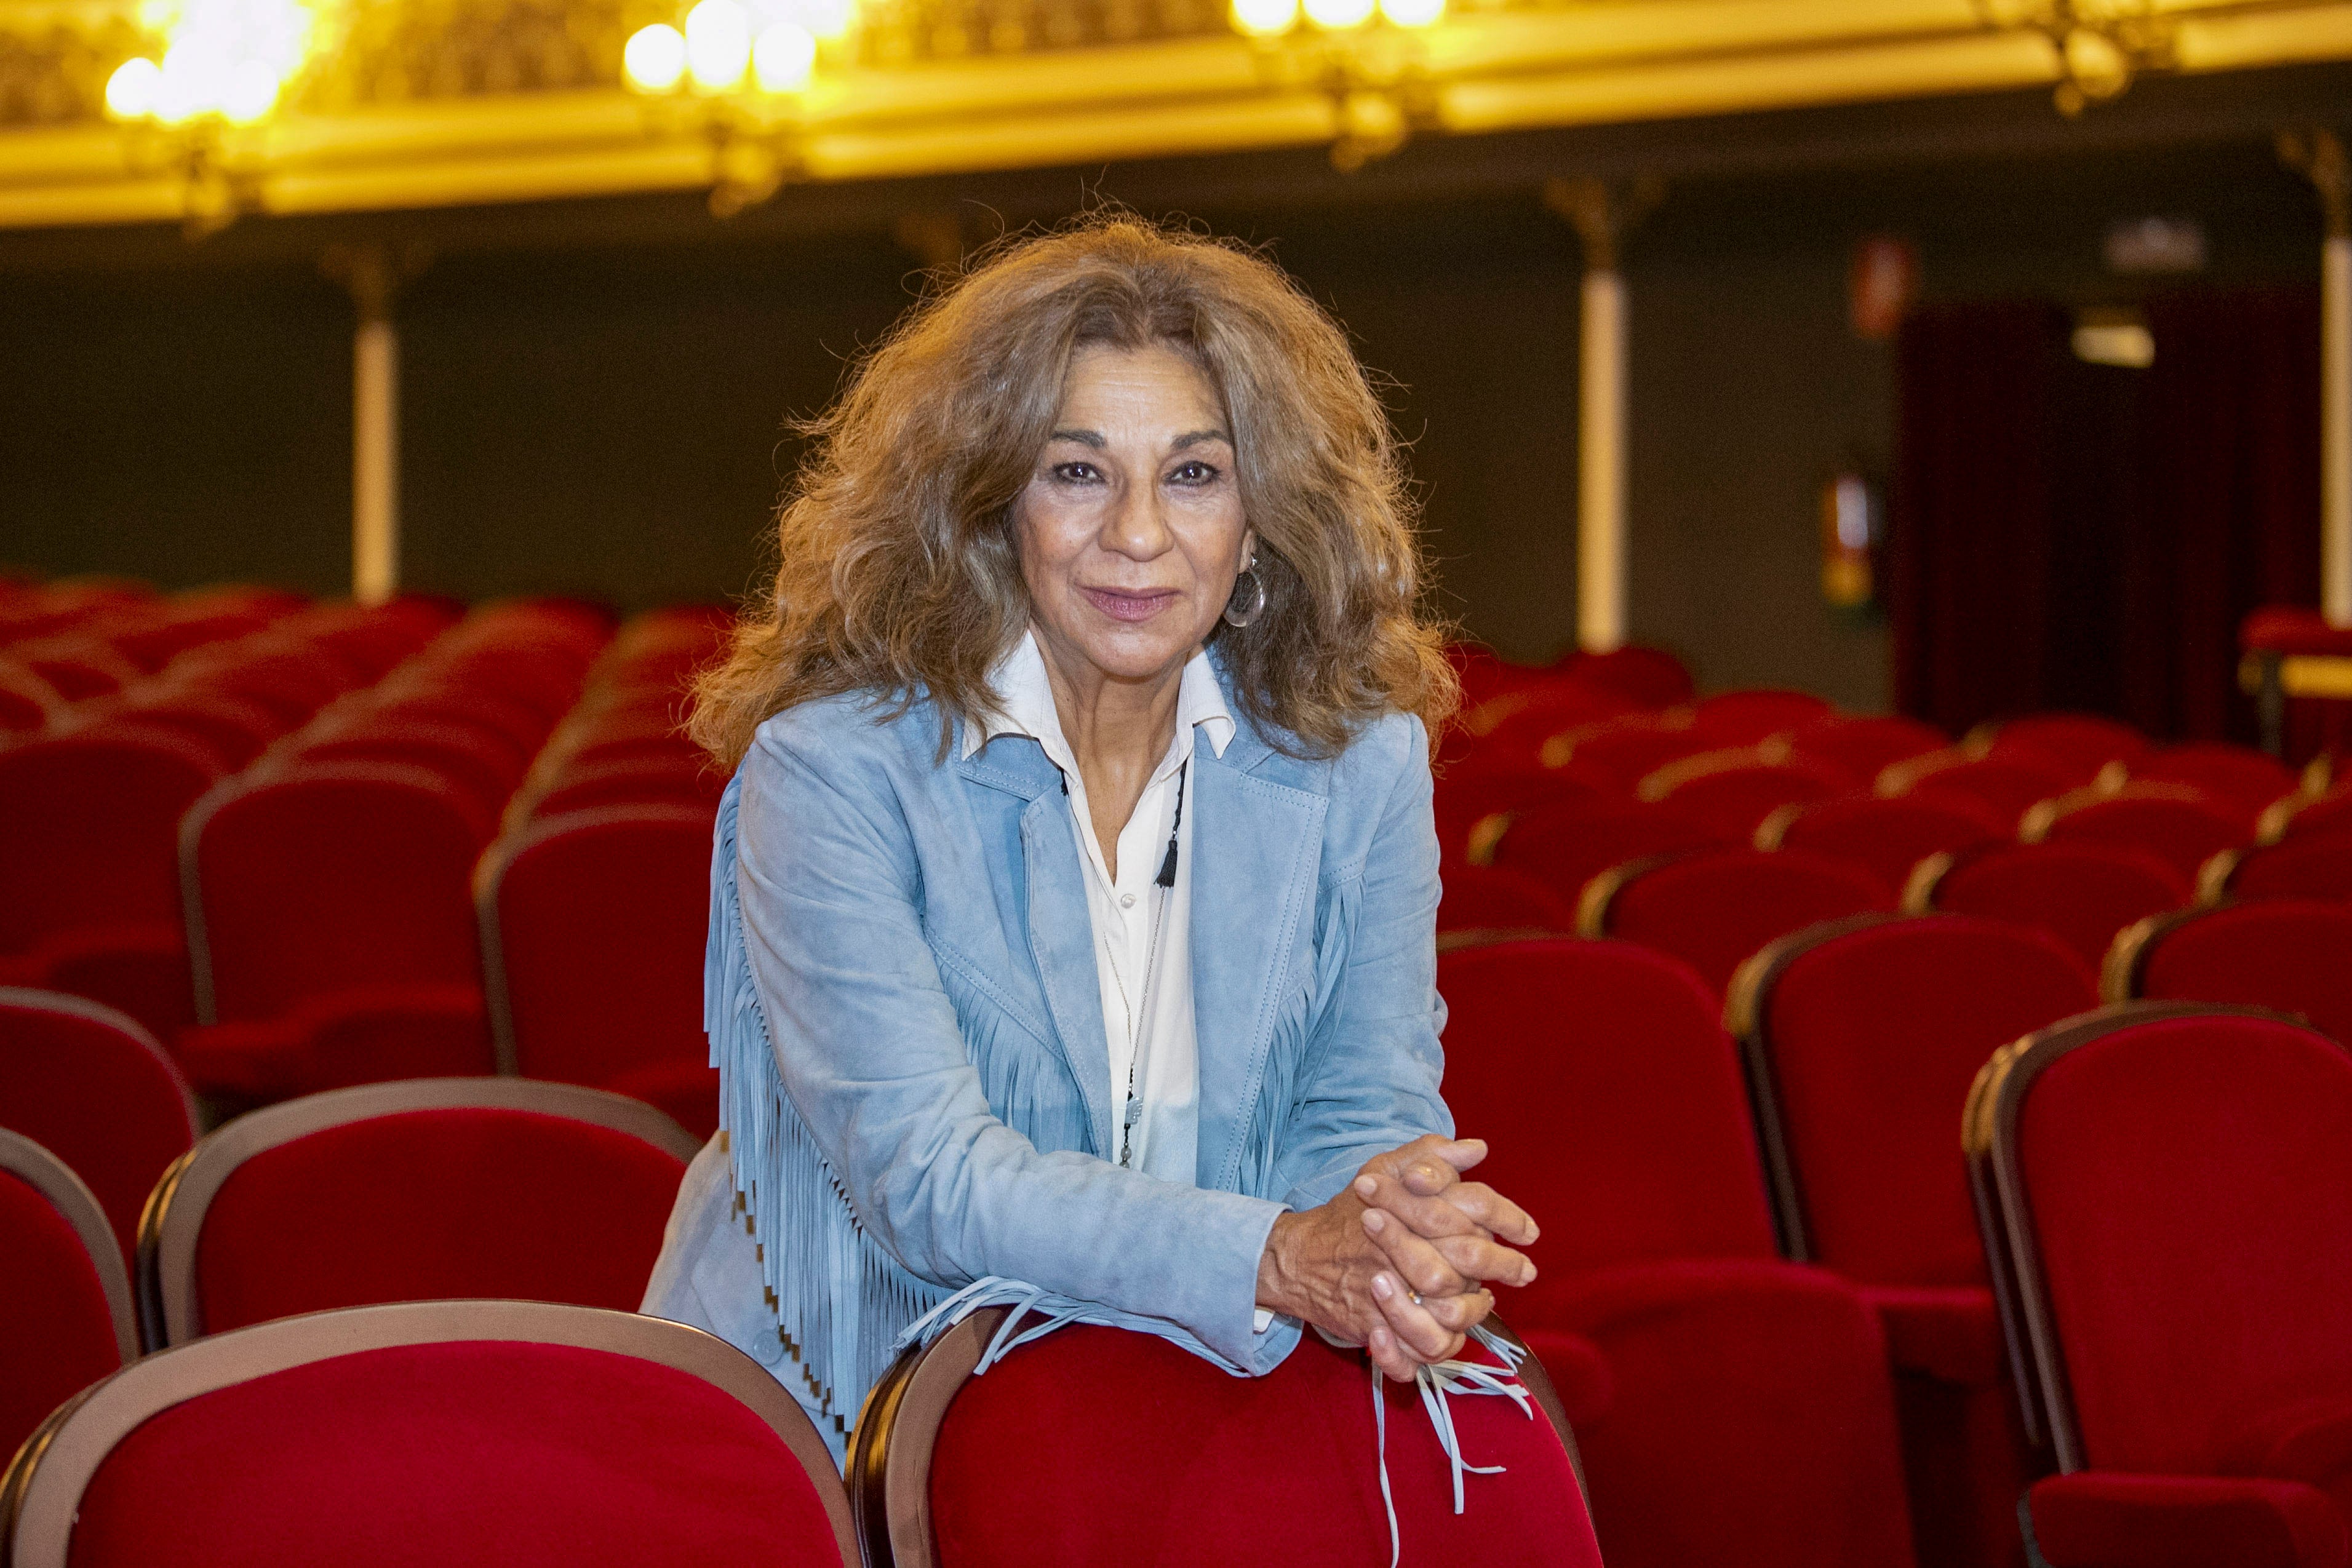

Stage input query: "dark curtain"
[
  {"left": 2128, "top": 287, "right": 2322, "bottom": 740},
  {"left": 1891, "top": 287, "right": 2321, "bottom": 741},
  {"left": 1888, "top": 301, "right": 2068, "bottom": 734}
]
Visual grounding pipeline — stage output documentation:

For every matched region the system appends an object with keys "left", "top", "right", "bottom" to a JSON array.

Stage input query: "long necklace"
[{"left": 1106, "top": 760, "right": 1186, "bottom": 1170}]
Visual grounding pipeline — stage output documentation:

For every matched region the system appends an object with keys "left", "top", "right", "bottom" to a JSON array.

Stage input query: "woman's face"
[{"left": 1015, "top": 341, "right": 1254, "bottom": 688}]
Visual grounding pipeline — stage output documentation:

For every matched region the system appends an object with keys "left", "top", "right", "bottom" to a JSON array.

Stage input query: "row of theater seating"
[
  {"left": 7, "top": 971, "right": 2345, "bottom": 1568},
  {"left": 1, "top": 583, "right": 730, "bottom": 1137}
]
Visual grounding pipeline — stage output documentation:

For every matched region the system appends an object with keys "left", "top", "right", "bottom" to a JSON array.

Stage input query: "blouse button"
[{"left": 1120, "top": 893, "right": 1136, "bottom": 909}]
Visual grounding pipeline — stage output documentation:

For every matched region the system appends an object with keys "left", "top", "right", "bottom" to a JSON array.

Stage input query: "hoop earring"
[{"left": 1222, "top": 567, "right": 1266, "bottom": 629}]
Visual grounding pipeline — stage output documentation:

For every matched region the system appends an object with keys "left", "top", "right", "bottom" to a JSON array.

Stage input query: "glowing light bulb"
[
  {"left": 623, "top": 22, "right": 688, "bottom": 89},
  {"left": 1377, "top": 0, "right": 1441, "bottom": 25},
  {"left": 795, "top": 0, "right": 856, "bottom": 41},
  {"left": 1230, "top": 0, "right": 1298, "bottom": 35},
  {"left": 1302, "top": 0, "right": 1373, "bottom": 27},
  {"left": 221, "top": 58, "right": 280, "bottom": 123},
  {"left": 153, "top": 40, "right": 221, "bottom": 124},
  {"left": 752, "top": 20, "right": 816, "bottom": 89},
  {"left": 105, "top": 57, "right": 162, "bottom": 119},
  {"left": 685, "top": 0, "right": 752, "bottom": 90}
]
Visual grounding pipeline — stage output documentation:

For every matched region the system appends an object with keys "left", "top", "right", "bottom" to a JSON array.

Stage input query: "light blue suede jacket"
[{"left": 639, "top": 674, "right": 1451, "bottom": 1450}]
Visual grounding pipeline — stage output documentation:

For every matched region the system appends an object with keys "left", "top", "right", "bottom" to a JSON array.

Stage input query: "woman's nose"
[{"left": 1100, "top": 480, "right": 1174, "bottom": 562}]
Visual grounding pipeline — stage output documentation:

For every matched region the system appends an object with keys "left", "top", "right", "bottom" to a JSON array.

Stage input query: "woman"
[{"left": 642, "top": 217, "right": 1539, "bottom": 1462}]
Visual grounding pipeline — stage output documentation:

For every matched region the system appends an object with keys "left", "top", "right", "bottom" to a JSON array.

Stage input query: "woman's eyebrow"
[
  {"left": 1048, "top": 428, "right": 1105, "bottom": 448},
  {"left": 1171, "top": 428, "right": 1232, "bottom": 450}
]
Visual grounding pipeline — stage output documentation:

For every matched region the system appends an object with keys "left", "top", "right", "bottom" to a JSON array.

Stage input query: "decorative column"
[
  {"left": 328, "top": 244, "right": 405, "bottom": 607},
  {"left": 1544, "top": 175, "right": 1662, "bottom": 655},
  {"left": 2284, "top": 128, "right": 2351, "bottom": 626}
]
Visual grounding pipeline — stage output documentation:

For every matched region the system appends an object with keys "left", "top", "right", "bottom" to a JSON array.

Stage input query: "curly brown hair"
[{"left": 691, "top": 213, "right": 1457, "bottom": 766}]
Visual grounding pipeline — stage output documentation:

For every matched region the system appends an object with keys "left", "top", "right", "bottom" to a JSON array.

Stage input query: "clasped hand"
[{"left": 1254, "top": 1135, "right": 1539, "bottom": 1382}]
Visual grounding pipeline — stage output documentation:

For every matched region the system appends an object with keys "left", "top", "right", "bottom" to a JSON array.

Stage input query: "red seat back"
[
  {"left": 2222, "top": 832, "right": 2352, "bottom": 904},
  {"left": 1978, "top": 713, "right": 2152, "bottom": 782},
  {"left": 2271, "top": 784, "right": 2352, "bottom": 843},
  {"left": 1784, "top": 714, "right": 1948, "bottom": 782},
  {"left": 919, "top": 1320, "right": 1599, "bottom": 1568},
  {"left": 1440, "top": 939, "right": 1778, "bottom": 1271},
  {"left": 1554, "top": 715, "right": 1716, "bottom": 789},
  {"left": 2128, "top": 742, "right": 2300, "bottom": 816},
  {"left": 0, "top": 1132, "right": 131, "bottom": 1471},
  {"left": 1560, "top": 644, "right": 1694, "bottom": 707},
  {"left": 2035, "top": 787, "right": 2250, "bottom": 884},
  {"left": 2120, "top": 901, "right": 2352, "bottom": 1045},
  {"left": 484, "top": 808, "right": 714, "bottom": 1089},
  {"left": 113, "top": 691, "right": 284, "bottom": 770},
  {"left": 14, "top": 1304, "right": 853, "bottom": 1568},
  {"left": 1768, "top": 793, "right": 2007, "bottom": 897},
  {"left": 189, "top": 764, "right": 496, "bottom": 1022},
  {"left": 295, "top": 720, "right": 528, "bottom": 818},
  {"left": 1732, "top": 917, "right": 2095, "bottom": 1284},
  {"left": 1435, "top": 865, "right": 1574, "bottom": 935},
  {"left": 1489, "top": 798, "right": 1727, "bottom": 904},
  {"left": 526, "top": 756, "right": 726, "bottom": 821},
  {"left": 0, "top": 990, "right": 196, "bottom": 1268},
  {"left": 1884, "top": 751, "right": 2072, "bottom": 827},
  {"left": 1643, "top": 757, "right": 1852, "bottom": 842},
  {"left": 1430, "top": 760, "right": 1616, "bottom": 866},
  {"left": 1689, "top": 688, "right": 1833, "bottom": 744},
  {"left": 1594, "top": 848, "right": 1891, "bottom": 997},
  {"left": 0, "top": 726, "right": 225, "bottom": 952},
  {"left": 1986, "top": 1009, "right": 2352, "bottom": 1474},
  {"left": 166, "top": 1089, "right": 693, "bottom": 1339},
  {"left": 1928, "top": 841, "right": 2188, "bottom": 974}
]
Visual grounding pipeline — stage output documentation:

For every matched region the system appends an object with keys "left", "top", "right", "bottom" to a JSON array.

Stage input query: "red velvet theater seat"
[
  {"left": 2105, "top": 900, "right": 2352, "bottom": 1045},
  {"left": 1549, "top": 712, "right": 1719, "bottom": 790},
  {"left": 1435, "top": 864, "right": 1576, "bottom": 937},
  {"left": 852, "top": 1306, "right": 1600, "bottom": 1568},
  {"left": 1488, "top": 797, "right": 1728, "bottom": 906},
  {"left": 293, "top": 718, "right": 530, "bottom": 820},
  {"left": 1561, "top": 643, "right": 1695, "bottom": 707},
  {"left": 0, "top": 989, "right": 197, "bottom": 1268},
  {"left": 1967, "top": 1005, "right": 2352, "bottom": 1568},
  {"left": 1880, "top": 750, "right": 2073, "bottom": 829},
  {"left": 1429, "top": 756, "right": 1618, "bottom": 867},
  {"left": 1785, "top": 714, "right": 1950, "bottom": 784},
  {"left": 479, "top": 806, "right": 719, "bottom": 1136},
  {"left": 1726, "top": 916, "right": 2098, "bottom": 1568},
  {"left": 1440, "top": 938, "right": 1917, "bottom": 1568},
  {"left": 0, "top": 1130, "right": 137, "bottom": 1476},
  {"left": 2024, "top": 784, "right": 2252, "bottom": 885},
  {"left": 2126, "top": 742, "right": 2302, "bottom": 818},
  {"left": 0, "top": 1300, "right": 856, "bottom": 1568},
  {"left": 1969, "top": 712, "right": 2153, "bottom": 784},
  {"left": 0, "top": 723, "right": 226, "bottom": 1038},
  {"left": 2266, "top": 784, "right": 2352, "bottom": 843},
  {"left": 1637, "top": 750, "right": 1854, "bottom": 842},
  {"left": 179, "top": 762, "right": 501, "bottom": 1097},
  {"left": 1911, "top": 840, "right": 2189, "bottom": 976},
  {"left": 2209, "top": 834, "right": 2352, "bottom": 905},
  {"left": 525, "top": 755, "right": 727, "bottom": 821},
  {"left": 1759, "top": 793, "right": 2008, "bottom": 900},
  {"left": 1450, "top": 681, "right": 1641, "bottom": 773},
  {"left": 138, "top": 1077, "right": 699, "bottom": 1347},
  {"left": 1689, "top": 687, "right": 1835, "bottom": 744},
  {"left": 1580, "top": 846, "right": 1891, "bottom": 997}
]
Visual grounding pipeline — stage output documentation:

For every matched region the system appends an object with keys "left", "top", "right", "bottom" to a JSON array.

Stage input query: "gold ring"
[{"left": 1409, "top": 1290, "right": 1422, "bottom": 1307}]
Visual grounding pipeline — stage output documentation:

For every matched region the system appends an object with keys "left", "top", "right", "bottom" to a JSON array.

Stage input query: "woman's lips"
[{"left": 1081, "top": 587, "right": 1178, "bottom": 623}]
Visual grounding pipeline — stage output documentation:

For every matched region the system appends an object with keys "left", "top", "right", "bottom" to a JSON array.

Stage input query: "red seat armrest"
[
  {"left": 1859, "top": 1284, "right": 2002, "bottom": 1387},
  {"left": 2027, "top": 1472, "right": 2349, "bottom": 1568}
]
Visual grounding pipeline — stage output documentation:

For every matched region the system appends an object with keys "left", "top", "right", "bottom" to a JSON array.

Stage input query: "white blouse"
[{"left": 963, "top": 630, "right": 1234, "bottom": 1187}]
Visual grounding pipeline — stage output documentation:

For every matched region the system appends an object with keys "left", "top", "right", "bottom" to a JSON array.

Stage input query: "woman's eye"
[
  {"left": 1051, "top": 461, "right": 1100, "bottom": 483},
  {"left": 1168, "top": 461, "right": 1218, "bottom": 485}
]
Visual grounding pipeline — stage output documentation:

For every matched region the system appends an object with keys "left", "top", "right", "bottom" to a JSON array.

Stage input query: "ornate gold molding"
[{"left": 2, "top": 0, "right": 2349, "bottom": 228}]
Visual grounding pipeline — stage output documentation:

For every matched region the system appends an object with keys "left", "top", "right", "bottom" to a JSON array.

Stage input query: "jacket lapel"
[
  {"left": 957, "top": 731, "right": 1114, "bottom": 1158},
  {"left": 1189, "top": 723, "right": 1329, "bottom": 1192}
]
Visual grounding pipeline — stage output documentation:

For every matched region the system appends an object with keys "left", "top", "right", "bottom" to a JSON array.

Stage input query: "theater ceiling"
[{"left": 0, "top": 0, "right": 2347, "bottom": 229}]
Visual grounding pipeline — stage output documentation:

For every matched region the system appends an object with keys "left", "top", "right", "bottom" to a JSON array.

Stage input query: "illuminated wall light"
[
  {"left": 795, "top": 0, "right": 856, "bottom": 41},
  {"left": 1301, "top": 0, "right": 1375, "bottom": 29},
  {"left": 1230, "top": 0, "right": 1298, "bottom": 36},
  {"left": 752, "top": 20, "right": 816, "bottom": 90},
  {"left": 1376, "top": 0, "right": 1443, "bottom": 25},
  {"left": 221, "top": 57, "right": 281, "bottom": 122},
  {"left": 623, "top": 22, "right": 688, "bottom": 89},
  {"left": 684, "top": 0, "right": 753, "bottom": 90},
  {"left": 105, "top": 56, "right": 163, "bottom": 117}
]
